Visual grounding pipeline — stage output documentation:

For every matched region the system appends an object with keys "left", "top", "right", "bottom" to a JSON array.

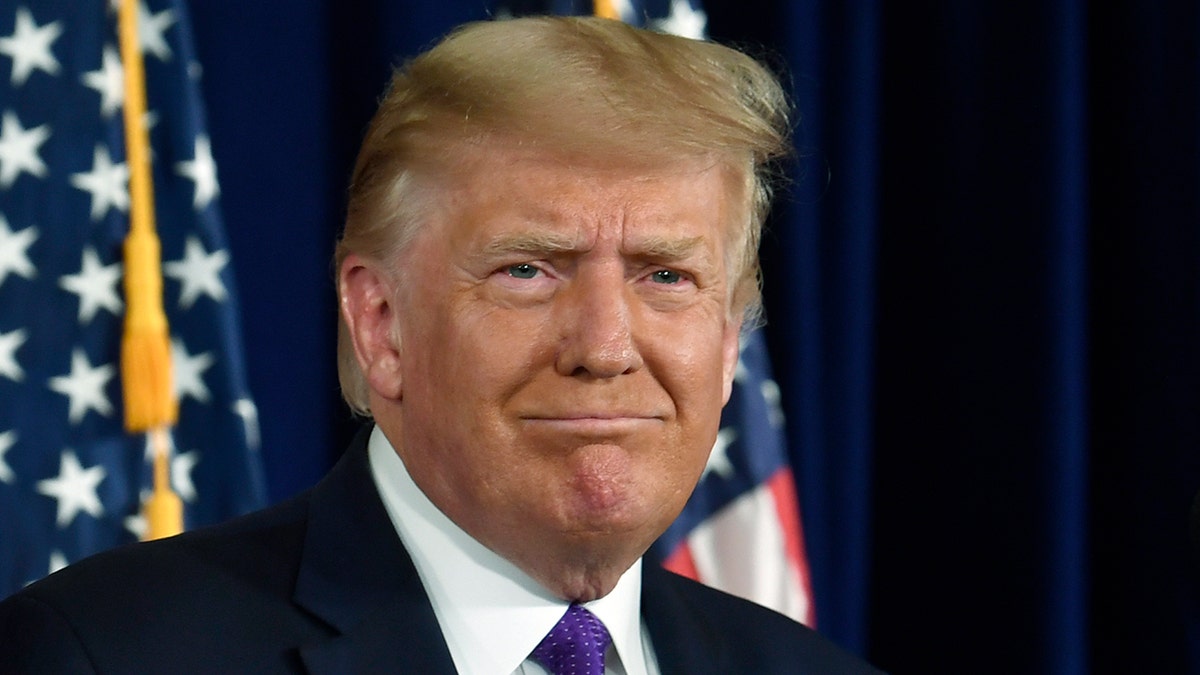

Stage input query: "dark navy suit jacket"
[{"left": 0, "top": 428, "right": 881, "bottom": 674}]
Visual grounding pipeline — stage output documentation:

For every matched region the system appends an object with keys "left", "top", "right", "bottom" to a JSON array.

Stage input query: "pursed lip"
[{"left": 519, "top": 413, "right": 664, "bottom": 433}]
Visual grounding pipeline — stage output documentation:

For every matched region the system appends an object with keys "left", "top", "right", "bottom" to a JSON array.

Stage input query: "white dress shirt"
[{"left": 368, "top": 427, "right": 661, "bottom": 675}]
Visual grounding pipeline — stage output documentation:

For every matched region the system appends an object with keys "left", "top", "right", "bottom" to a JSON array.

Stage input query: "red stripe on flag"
[
  {"left": 767, "top": 467, "right": 817, "bottom": 627},
  {"left": 662, "top": 540, "right": 701, "bottom": 581}
]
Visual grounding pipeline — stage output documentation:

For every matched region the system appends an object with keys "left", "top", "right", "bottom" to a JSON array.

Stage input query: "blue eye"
[
  {"left": 651, "top": 269, "right": 682, "bottom": 284},
  {"left": 507, "top": 263, "right": 539, "bottom": 279}
]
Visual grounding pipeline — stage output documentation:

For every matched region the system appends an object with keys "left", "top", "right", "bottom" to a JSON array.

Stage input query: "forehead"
[{"left": 427, "top": 145, "right": 740, "bottom": 253}]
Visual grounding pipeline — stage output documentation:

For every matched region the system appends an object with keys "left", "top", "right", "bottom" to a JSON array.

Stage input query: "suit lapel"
[
  {"left": 289, "top": 428, "right": 737, "bottom": 674},
  {"left": 641, "top": 565, "right": 730, "bottom": 675},
  {"left": 293, "top": 426, "right": 457, "bottom": 674}
]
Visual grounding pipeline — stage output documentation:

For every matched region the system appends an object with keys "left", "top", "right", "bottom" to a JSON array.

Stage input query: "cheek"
[
  {"left": 410, "top": 306, "right": 550, "bottom": 423},
  {"left": 658, "top": 325, "right": 732, "bottom": 407}
]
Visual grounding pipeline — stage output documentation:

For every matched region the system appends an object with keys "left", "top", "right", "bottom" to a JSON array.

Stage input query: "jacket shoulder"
[
  {"left": 0, "top": 492, "right": 323, "bottom": 672},
  {"left": 645, "top": 567, "right": 884, "bottom": 674},
  {"left": 17, "top": 489, "right": 311, "bottom": 602}
]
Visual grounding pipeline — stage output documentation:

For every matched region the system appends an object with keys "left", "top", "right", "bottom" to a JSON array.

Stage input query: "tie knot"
[{"left": 530, "top": 604, "right": 612, "bottom": 675}]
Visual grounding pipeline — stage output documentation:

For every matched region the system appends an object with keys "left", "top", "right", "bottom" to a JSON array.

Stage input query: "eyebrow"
[
  {"left": 478, "top": 231, "right": 711, "bottom": 263},
  {"left": 628, "top": 235, "right": 707, "bottom": 261},
  {"left": 480, "top": 231, "right": 579, "bottom": 257}
]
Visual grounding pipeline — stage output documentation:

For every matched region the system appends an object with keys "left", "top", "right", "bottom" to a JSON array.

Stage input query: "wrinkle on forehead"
[
  {"left": 453, "top": 152, "right": 728, "bottom": 223},
  {"left": 427, "top": 141, "right": 746, "bottom": 295},
  {"left": 477, "top": 229, "right": 717, "bottom": 274}
]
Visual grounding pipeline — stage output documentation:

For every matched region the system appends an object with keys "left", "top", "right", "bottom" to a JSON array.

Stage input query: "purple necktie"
[{"left": 530, "top": 604, "right": 612, "bottom": 675}]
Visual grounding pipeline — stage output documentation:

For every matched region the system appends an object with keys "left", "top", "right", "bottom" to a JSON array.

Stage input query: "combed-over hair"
[{"left": 335, "top": 15, "right": 792, "bottom": 416}]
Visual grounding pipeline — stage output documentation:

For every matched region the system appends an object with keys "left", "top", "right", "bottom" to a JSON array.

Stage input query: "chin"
[{"left": 557, "top": 498, "right": 677, "bottom": 557}]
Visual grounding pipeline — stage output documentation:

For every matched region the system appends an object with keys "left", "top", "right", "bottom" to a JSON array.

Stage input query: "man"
[{"left": 0, "top": 16, "right": 880, "bottom": 674}]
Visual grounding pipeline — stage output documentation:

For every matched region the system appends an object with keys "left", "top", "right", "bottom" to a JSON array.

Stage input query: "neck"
[{"left": 503, "top": 545, "right": 640, "bottom": 603}]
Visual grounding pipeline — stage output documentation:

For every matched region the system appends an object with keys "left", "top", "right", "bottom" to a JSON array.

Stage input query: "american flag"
[
  {"left": 647, "top": 329, "right": 816, "bottom": 626},
  {"left": 0, "top": 0, "right": 265, "bottom": 597},
  {"left": 501, "top": 0, "right": 708, "bottom": 39},
  {"left": 496, "top": 0, "right": 816, "bottom": 626}
]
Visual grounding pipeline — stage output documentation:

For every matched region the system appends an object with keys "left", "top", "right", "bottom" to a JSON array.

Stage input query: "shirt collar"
[{"left": 367, "top": 426, "right": 649, "bottom": 675}]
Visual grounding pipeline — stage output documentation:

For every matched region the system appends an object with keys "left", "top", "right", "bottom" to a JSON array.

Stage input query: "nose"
[{"left": 554, "top": 267, "right": 644, "bottom": 378}]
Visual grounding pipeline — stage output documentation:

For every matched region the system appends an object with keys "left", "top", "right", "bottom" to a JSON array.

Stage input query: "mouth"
[{"left": 520, "top": 414, "right": 663, "bottom": 435}]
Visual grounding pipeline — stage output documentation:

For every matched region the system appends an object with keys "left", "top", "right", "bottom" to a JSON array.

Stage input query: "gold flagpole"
[
  {"left": 116, "top": 0, "right": 183, "bottom": 540},
  {"left": 593, "top": 0, "right": 621, "bottom": 20}
]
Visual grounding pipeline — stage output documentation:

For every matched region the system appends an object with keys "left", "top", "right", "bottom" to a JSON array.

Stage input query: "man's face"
[{"left": 370, "top": 146, "right": 742, "bottom": 598}]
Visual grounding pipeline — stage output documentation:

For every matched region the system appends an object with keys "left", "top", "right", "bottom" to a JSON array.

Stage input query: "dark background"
[{"left": 186, "top": 2, "right": 1200, "bottom": 673}]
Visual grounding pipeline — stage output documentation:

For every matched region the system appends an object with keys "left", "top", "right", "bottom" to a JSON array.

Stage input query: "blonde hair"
[{"left": 336, "top": 15, "right": 792, "bottom": 415}]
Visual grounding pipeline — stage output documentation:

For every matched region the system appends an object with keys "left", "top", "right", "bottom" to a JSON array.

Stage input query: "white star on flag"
[
  {"left": 761, "top": 378, "right": 785, "bottom": 428},
  {"left": 165, "top": 236, "right": 228, "bottom": 308},
  {"left": 233, "top": 398, "right": 261, "bottom": 451},
  {"left": 610, "top": 0, "right": 634, "bottom": 22},
  {"left": 135, "top": 436, "right": 206, "bottom": 509},
  {"left": 69, "top": 144, "right": 130, "bottom": 221},
  {"left": 0, "top": 214, "right": 38, "bottom": 289},
  {"left": 0, "top": 430, "right": 15, "bottom": 483},
  {"left": 123, "top": 507, "right": 148, "bottom": 540},
  {"left": 80, "top": 45, "right": 124, "bottom": 118},
  {"left": 36, "top": 450, "right": 107, "bottom": 528},
  {"left": 171, "top": 338, "right": 214, "bottom": 403},
  {"left": 704, "top": 427, "right": 738, "bottom": 479},
  {"left": 653, "top": 0, "right": 707, "bottom": 40},
  {"left": 0, "top": 111, "right": 51, "bottom": 187},
  {"left": 175, "top": 135, "right": 219, "bottom": 209},
  {"left": 142, "top": 432, "right": 165, "bottom": 462},
  {"left": 58, "top": 247, "right": 123, "bottom": 323},
  {"left": 47, "top": 550, "right": 68, "bottom": 575},
  {"left": 0, "top": 7, "right": 62, "bottom": 86},
  {"left": 137, "top": 1, "right": 177, "bottom": 61},
  {"left": 171, "top": 450, "right": 200, "bottom": 502},
  {"left": 48, "top": 349, "right": 116, "bottom": 424},
  {"left": 0, "top": 328, "right": 27, "bottom": 382}
]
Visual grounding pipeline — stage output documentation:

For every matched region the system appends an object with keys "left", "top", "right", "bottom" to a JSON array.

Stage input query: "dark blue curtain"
[{"left": 189, "top": 2, "right": 1200, "bottom": 673}]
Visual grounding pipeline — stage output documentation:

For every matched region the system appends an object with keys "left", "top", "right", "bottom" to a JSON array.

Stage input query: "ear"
[
  {"left": 720, "top": 318, "right": 743, "bottom": 405},
  {"left": 339, "top": 253, "right": 404, "bottom": 401}
]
